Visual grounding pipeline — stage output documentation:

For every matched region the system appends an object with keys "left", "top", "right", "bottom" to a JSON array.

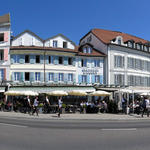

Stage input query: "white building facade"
[{"left": 80, "top": 28, "right": 150, "bottom": 87}]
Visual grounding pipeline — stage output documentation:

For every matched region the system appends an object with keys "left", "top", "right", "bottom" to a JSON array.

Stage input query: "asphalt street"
[{"left": 0, "top": 117, "right": 150, "bottom": 150}]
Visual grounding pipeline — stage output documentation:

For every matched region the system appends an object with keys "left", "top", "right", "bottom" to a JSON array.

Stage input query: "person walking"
[
  {"left": 141, "top": 98, "right": 146, "bottom": 117},
  {"left": 26, "top": 96, "right": 31, "bottom": 115},
  {"left": 45, "top": 96, "right": 50, "bottom": 113},
  {"left": 32, "top": 97, "right": 39, "bottom": 116},
  {"left": 58, "top": 97, "right": 63, "bottom": 117}
]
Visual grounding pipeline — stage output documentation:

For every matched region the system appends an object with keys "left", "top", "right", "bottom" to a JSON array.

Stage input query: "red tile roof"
[{"left": 91, "top": 28, "right": 148, "bottom": 44}]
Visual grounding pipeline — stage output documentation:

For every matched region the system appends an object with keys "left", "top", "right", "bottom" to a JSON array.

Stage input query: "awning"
[
  {"left": 7, "top": 86, "right": 95, "bottom": 94},
  {"left": 0, "top": 87, "right": 5, "bottom": 93}
]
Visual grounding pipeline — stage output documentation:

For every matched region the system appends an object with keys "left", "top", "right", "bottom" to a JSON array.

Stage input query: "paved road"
[{"left": 0, "top": 117, "right": 150, "bottom": 150}]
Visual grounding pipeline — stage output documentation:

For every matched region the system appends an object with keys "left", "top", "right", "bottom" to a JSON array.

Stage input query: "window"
[
  {"left": 25, "top": 72, "right": 30, "bottom": 81},
  {"left": 68, "top": 73, "right": 73, "bottom": 82},
  {"left": 63, "top": 42, "right": 67, "bottom": 48},
  {"left": 49, "top": 56, "right": 51, "bottom": 64},
  {"left": 81, "top": 59, "right": 87, "bottom": 67},
  {"left": 49, "top": 73, "right": 54, "bottom": 81},
  {"left": 0, "top": 33, "right": 4, "bottom": 42},
  {"left": 136, "top": 43, "right": 141, "bottom": 50},
  {"left": 83, "top": 47, "right": 87, "bottom": 53},
  {"left": 82, "top": 75, "right": 87, "bottom": 83},
  {"left": 59, "top": 73, "right": 64, "bottom": 81},
  {"left": 114, "top": 74, "right": 124, "bottom": 86},
  {"left": 95, "top": 75, "right": 100, "bottom": 83},
  {"left": 114, "top": 55, "right": 124, "bottom": 68},
  {"left": 94, "top": 60, "right": 100, "bottom": 67},
  {"left": 35, "top": 72, "right": 40, "bottom": 81},
  {"left": 0, "top": 69, "right": 4, "bottom": 81},
  {"left": 14, "top": 55, "right": 20, "bottom": 63},
  {"left": 14, "top": 72, "right": 20, "bottom": 81},
  {"left": 128, "top": 41, "right": 133, "bottom": 48},
  {"left": 58, "top": 57, "right": 63, "bottom": 64},
  {"left": 36, "top": 55, "right": 40, "bottom": 63},
  {"left": 118, "top": 38, "right": 121, "bottom": 45},
  {"left": 0, "top": 50, "right": 4, "bottom": 61},
  {"left": 87, "top": 47, "right": 92, "bottom": 53},
  {"left": 68, "top": 57, "right": 73, "bottom": 65},
  {"left": 144, "top": 46, "right": 148, "bottom": 52},
  {"left": 83, "top": 46, "right": 92, "bottom": 53},
  {"left": 25, "top": 55, "right": 29, "bottom": 63},
  {"left": 87, "top": 36, "right": 92, "bottom": 42},
  {"left": 53, "top": 40, "right": 57, "bottom": 47}
]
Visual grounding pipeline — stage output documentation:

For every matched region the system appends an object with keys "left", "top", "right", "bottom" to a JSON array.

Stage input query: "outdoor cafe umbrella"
[
  {"left": 23, "top": 91, "right": 39, "bottom": 96},
  {"left": 140, "top": 92, "right": 150, "bottom": 96},
  {"left": 68, "top": 90, "right": 87, "bottom": 96},
  {"left": 89, "top": 90, "right": 111, "bottom": 96},
  {"left": 46, "top": 90, "right": 68, "bottom": 96},
  {"left": 4, "top": 91, "right": 24, "bottom": 96}
]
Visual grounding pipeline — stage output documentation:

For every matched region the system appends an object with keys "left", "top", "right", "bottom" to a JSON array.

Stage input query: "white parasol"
[
  {"left": 47, "top": 90, "right": 68, "bottom": 96},
  {"left": 68, "top": 90, "right": 87, "bottom": 96},
  {"left": 89, "top": 90, "right": 111, "bottom": 96}
]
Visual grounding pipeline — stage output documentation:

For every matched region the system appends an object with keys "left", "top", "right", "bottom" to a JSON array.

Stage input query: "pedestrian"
[
  {"left": 45, "top": 96, "right": 50, "bottom": 113},
  {"left": 32, "top": 97, "right": 39, "bottom": 116},
  {"left": 141, "top": 98, "right": 146, "bottom": 117},
  {"left": 145, "top": 97, "right": 150, "bottom": 117},
  {"left": 58, "top": 97, "right": 63, "bottom": 117},
  {"left": 26, "top": 96, "right": 31, "bottom": 115}
]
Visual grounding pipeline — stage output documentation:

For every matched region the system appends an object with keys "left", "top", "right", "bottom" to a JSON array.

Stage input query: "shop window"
[{"left": 25, "top": 72, "right": 30, "bottom": 81}]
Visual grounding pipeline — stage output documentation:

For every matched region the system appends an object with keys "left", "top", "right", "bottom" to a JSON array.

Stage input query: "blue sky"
[{"left": 1, "top": 0, "right": 150, "bottom": 44}]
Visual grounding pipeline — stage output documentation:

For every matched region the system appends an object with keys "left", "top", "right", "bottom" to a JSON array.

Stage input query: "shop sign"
[{"left": 82, "top": 69, "right": 99, "bottom": 75}]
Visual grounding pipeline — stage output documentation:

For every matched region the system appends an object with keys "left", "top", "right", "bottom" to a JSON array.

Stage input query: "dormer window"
[
  {"left": 144, "top": 46, "right": 148, "bottom": 52},
  {"left": 136, "top": 43, "right": 141, "bottom": 50},
  {"left": 118, "top": 38, "right": 121, "bottom": 45},
  {"left": 63, "top": 41, "right": 67, "bottom": 48},
  {"left": 128, "top": 41, "right": 133, "bottom": 48},
  {"left": 53, "top": 40, "right": 57, "bottom": 47},
  {"left": 82, "top": 46, "right": 92, "bottom": 53}
]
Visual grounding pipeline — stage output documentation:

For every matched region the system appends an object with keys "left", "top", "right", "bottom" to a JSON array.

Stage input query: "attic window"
[
  {"left": 118, "top": 38, "right": 121, "bottom": 45},
  {"left": 63, "top": 42, "right": 67, "bottom": 48},
  {"left": 83, "top": 46, "right": 92, "bottom": 53},
  {"left": 136, "top": 43, "right": 141, "bottom": 50},
  {"left": 144, "top": 46, "right": 148, "bottom": 52},
  {"left": 128, "top": 41, "right": 133, "bottom": 48}
]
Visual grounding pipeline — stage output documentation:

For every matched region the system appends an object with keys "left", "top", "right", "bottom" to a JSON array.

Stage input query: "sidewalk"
[{"left": 0, "top": 111, "right": 149, "bottom": 120}]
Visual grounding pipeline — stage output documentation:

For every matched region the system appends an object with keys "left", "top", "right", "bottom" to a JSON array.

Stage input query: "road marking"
[
  {"left": 101, "top": 128, "right": 137, "bottom": 131},
  {"left": 0, "top": 123, "right": 28, "bottom": 128}
]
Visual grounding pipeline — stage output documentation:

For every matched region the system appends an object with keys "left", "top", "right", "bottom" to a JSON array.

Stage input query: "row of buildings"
[{"left": 1, "top": 13, "right": 150, "bottom": 94}]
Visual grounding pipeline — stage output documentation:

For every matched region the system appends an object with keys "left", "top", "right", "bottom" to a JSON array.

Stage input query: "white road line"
[
  {"left": 0, "top": 123, "right": 28, "bottom": 128},
  {"left": 101, "top": 128, "right": 137, "bottom": 131}
]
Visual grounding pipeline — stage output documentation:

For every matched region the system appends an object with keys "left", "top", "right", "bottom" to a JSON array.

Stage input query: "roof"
[
  {"left": 91, "top": 28, "right": 149, "bottom": 44},
  {"left": 10, "top": 46, "right": 78, "bottom": 53},
  {"left": 45, "top": 34, "right": 76, "bottom": 46},
  {"left": 12, "top": 30, "right": 43, "bottom": 42},
  {"left": 0, "top": 13, "right": 10, "bottom": 24},
  {"left": 78, "top": 44, "right": 106, "bottom": 57}
]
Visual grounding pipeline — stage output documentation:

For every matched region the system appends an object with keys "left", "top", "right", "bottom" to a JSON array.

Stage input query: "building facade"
[
  {"left": 0, "top": 14, "right": 11, "bottom": 82},
  {"left": 80, "top": 28, "right": 150, "bottom": 87}
]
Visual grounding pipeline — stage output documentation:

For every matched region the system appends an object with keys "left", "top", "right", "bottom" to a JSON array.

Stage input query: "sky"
[{"left": 1, "top": 0, "right": 150, "bottom": 45}]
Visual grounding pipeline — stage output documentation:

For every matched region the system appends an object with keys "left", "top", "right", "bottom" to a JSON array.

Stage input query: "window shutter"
[
  {"left": 73, "top": 58, "right": 76, "bottom": 66},
  {"left": 87, "top": 75, "right": 90, "bottom": 84},
  {"left": 45, "top": 56, "right": 49, "bottom": 64},
  {"left": 100, "top": 75, "right": 103, "bottom": 84},
  {"left": 1, "top": 69, "right": 4, "bottom": 81},
  {"left": 4, "top": 32, "right": 8, "bottom": 42},
  {"left": 114, "top": 56, "right": 117, "bottom": 67},
  {"left": 45, "top": 72, "right": 49, "bottom": 82},
  {"left": 4, "top": 49, "right": 8, "bottom": 61},
  {"left": 19, "top": 55, "right": 25, "bottom": 64},
  {"left": 78, "top": 58, "right": 81, "bottom": 67},
  {"left": 40, "top": 55, "right": 44, "bottom": 64},
  {"left": 40, "top": 72, "right": 44, "bottom": 82},
  {"left": 64, "top": 57, "right": 68, "bottom": 65},
  {"left": 30, "top": 55, "right": 35, "bottom": 64},
  {"left": 64, "top": 73, "right": 68, "bottom": 82},
  {"left": 51, "top": 56, "right": 54, "bottom": 64},
  {"left": 11, "top": 72, "right": 14, "bottom": 81},
  {"left": 73, "top": 74, "right": 76, "bottom": 83},
  {"left": 92, "top": 75, "right": 95, "bottom": 83},
  {"left": 10, "top": 55, "right": 14, "bottom": 64},
  {"left": 30, "top": 72, "right": 34, "bottom": 82},
  {"left": 21, "top": 72, "right": 24, "bottom": 81},
  {"left": 54, "top": 56, "right": 58, "bottom": 65},
  {"left": 4, "top": 69, "right": 6, "bottom": 80},
  {"left": 78, "top": 75, "right": 82, "bottom": 84},
  {"left": 91, "top": 60, "right": 94, "bottom": 67},
  {"left": 54, "top": 73, "right": 58, "bottom": 82}
]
